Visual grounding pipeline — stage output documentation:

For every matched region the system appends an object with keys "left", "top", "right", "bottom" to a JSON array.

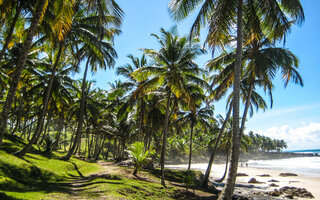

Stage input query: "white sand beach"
[{"left": 167, "top": 160, "right": 320, "bottom": 199}]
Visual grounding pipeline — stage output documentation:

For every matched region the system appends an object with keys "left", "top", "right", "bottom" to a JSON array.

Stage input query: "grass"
[{"left": 0, "top": 134, "right": 202, "bottom": 200}]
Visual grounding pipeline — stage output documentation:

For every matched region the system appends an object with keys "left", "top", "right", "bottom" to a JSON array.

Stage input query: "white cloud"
[{"left": 252, "top": 123, "right": 320, "bottom": 151}]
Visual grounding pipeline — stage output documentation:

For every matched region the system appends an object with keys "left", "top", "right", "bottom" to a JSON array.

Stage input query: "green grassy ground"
[{"left": 0, "top": 135, "right": 193, "bottom": 200}]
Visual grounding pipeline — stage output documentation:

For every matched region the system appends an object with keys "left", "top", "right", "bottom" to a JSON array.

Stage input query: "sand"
[{"left": 208, "top": 164, "right": 320, "bottom": 199}]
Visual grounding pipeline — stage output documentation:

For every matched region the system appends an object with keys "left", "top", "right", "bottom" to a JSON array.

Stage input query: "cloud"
[{"left": 252, "top": 123, "right": 320, "bottom": 151}]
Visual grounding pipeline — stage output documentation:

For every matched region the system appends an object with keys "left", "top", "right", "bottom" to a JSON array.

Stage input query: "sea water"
[
  {"left": 247, "top": 151, "right": 320, "bottom": 177},
  {"left": 166, "top": 150, "right": 320, "bottom": 178}
]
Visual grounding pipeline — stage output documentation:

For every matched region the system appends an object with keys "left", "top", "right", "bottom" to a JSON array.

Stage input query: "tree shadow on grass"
[
  {"left": 0, "top": 192, "right": 23, "bottom": 200},
  {"left": 0, "top": 159, "right": 124, "bottom": 199}
]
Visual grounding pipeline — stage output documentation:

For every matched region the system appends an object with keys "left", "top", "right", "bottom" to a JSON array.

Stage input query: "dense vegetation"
[{"left": 0, "top": 0, "right": 304, "bottom": 199}]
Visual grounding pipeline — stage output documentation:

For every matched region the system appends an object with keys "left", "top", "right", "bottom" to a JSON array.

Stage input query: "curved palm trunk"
[
  {"left": 218, "top": 0, "right": 243, "bottom": 199},
  {"left": 15, "top": 43, "right": 63, "bottom": 157},
  {"left": 215, "top": 150, "right": 229, "bottom": 183},
  {"left": 201, "top": 103, "right": 232, "bottom": 188},
  {"left": 62, "top": 59, "right": 90, "bottom": 161},
  {"left": 0, "top": 0, "right": 48, "bottom": 145},
  {"left": 160, "top": 92, "right": 171, "bottom": 187},
  {"left": 0, "top": 3, "right": 22, "bottom": 61},
  {"left": 240, "top": 84, "right": 253, "bottom": 137},
  {"left": 187, "top": 120, "right": 194, "bottom": 170}
]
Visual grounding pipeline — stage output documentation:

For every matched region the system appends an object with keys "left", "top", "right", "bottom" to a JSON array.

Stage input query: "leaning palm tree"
[
  {"left": 169, "top": 1, "right": 304, "bottom": 198},
  {"left": 132, "top": 28, "right": 206, "bottom": 187},
  {"left": 0, "top": 0, "right": 50, "bottom": 144}
]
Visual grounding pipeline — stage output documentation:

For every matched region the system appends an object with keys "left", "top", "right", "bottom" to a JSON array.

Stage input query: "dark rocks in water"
[
  {"left": 284, "top": 194, "right": 294, "bottom": 199},
  {"left": 268, "top": 189, "right": 281, "bottom": 196},
  {"left": 257, "top": 174, "right": 270, "bottom": 177},
  {"left": 268, "top": 179, "right": 279, "bottom": 182},
  {"left": 266, "top": 186, "right": 314, "bottom": 199},
  {"left": 236, "top": 173, "right": 249, "bottom": 177},
  {"left": 279, "top": 173, "right": 298, "bottom": 177},
  {"left": 248, "top": 178, "right": 260, "bottom": 183},
  {"left": 269, "top": 183, "right": 279, "bottom": 187}
]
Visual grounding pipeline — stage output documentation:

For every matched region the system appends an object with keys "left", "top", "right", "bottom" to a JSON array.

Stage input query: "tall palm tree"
[
  {"left": 176, "top": 103, "right": 214, "bottom": 170},
  {"left": 62, "top": 25, "right": 120, "bottom": 161},
  {"left": 132, "top": 28, "right": 206, "bottom": 186},
  {"left": 169, "top": 1, "right": 304, "bottom": 198},
  {"left": 116, "top": 54, "right": 148, "bottom": 140},
  {"left": 0, "top": 0, "right": 49, "bottom": 144}
]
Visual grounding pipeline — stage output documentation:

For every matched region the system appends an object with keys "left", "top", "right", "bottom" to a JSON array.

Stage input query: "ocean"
[
  {"left": 166, "top": 149, "right": 320, "bottom": 178},
  {"left": 247, "top": 149, "right": 320, "bottom": 177},
  {"left": 247, "top": 156, "right": 320, "bottom": 177}
]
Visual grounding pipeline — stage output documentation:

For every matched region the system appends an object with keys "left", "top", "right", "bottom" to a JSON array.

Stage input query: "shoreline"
[
  {"left": 166, "top": 160, "right": 320, "bottom": 199},
  {"left": 166, "top": 151, "right": 320, "bottom": 165}
]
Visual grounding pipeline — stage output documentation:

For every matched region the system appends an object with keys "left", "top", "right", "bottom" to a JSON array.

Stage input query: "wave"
[{"left": 247, "top": 157, "right": 320, "bottom": 177}]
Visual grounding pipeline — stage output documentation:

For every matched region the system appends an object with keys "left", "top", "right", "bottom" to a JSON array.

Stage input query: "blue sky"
[{"left": 82, "top": 0, "right": 320, "bottom": 151}]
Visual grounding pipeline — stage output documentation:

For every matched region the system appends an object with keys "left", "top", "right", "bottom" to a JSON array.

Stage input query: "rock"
[
  {"left": 279, "top": 186, "right": 314, "bottom": 198},
  {"left": 248, "top": 178, "right": 260, "bottom": 183},
  {"left": 269, "top": 183, "right": 279, "bottom": 187},
  {"left": 285, "top": 194, "right": 294, "bottom": 199},
  {"left": 279, "top": 173, "right": 298, "bottom": 177},
  {"left": 236, "top": 173, "right": 249, "bottom": 177},
  {"left": 258, "top": 174, "right": 270, "bottom": 177},
  {"left": 268, "top": 179, "right": 279, "bottom": 182},
  {"left": 269, "top": 189, "right": 281, "bottom": 196}
]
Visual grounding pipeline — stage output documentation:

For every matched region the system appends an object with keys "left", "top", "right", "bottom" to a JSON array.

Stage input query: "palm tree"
[
  {"left": 177, "top": 103, "right": 214, "bottom": 170},
  {"left": 169, "top": 1, "right": 304, "bottom": 197},
  {"left": 0, "top": 0, "right": 49, "bottom": 144},
  {"left": 116, "top": 54, "right": 148, "bottom": 140},
  {"left": 132, "top": 28, "right": 205, "bottom": 186}
]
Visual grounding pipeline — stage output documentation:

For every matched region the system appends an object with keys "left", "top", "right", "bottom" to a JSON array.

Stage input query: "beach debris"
[
  {"left": 248, "top": 177, "right": 261, "bottom": 184},
  {"left": 266, "top": 186, "right": 314, "bottom": 199},
  {"left": 236, "top": 173, "right": 249, "bottom": 177},
  {"left": 268, "top": 179, "right": 279, "bottom": 182},
  {"left": 257, "top": 174, "right": 270, "bottom": 177},
  {"left": 269, "top": 183, "right": 279, "bottom": 187},
  {"left": 279, "top": 173, "right": 298, "bottom": 177}
]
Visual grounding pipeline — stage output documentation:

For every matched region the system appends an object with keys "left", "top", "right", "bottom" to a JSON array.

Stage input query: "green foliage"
[{"left": 128, "top": 142, "right": 153, "bottom": 175}]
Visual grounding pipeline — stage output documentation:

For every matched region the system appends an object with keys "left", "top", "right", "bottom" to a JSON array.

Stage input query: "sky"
[{"left": 82, "top": 0, "right": 320, "bottom": 151}]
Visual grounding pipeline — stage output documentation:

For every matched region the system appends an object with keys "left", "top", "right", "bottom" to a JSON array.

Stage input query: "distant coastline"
[
  {"left": 166, "top": 149, "right": 320, "bottom": 165},
  {"left": 285, "top": 148, "right": 320, "bottom": 154}
]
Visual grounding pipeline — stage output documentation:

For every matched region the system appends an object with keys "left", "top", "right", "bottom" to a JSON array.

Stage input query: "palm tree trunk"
[
  {"left": 0, "top": 3, "right": 22, "bottom": 61},
  {"left": 160, "top": 92, "right": 171, "bottom": 187},
  {"left": 240, "top": 84, "right": 253, "bottom": 137},
  {"left": 95, "top": 135, "right": 107, "bottom": 160},
  {"left": 138, "top": 100, "right": 145, "bottom": 141},
  {"left": 62, "top": 58, "right": 90, "bottom": 161},
  {"left": 201, "top": 103, "right": 232, "bottom": 188},
  {"left": 187, "top": 120, "right": 194, "bottom": 170},
  {"left": 0, "top": 0, "right": 48, "bottom": 145},
  {"left": 215, "top": 150, "right": 229, "bottom": 183},
  {"left": 15, "top": 42, "right": 63, "bottom": 157},
  {"left": 52, "top": 114, "right": 64, "bottom": 150},
  {"left": 218, "top": 0, "right": 243, "bottom": 199}
]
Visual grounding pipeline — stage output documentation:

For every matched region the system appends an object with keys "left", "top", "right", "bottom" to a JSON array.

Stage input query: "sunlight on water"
[{"left": 247, "top": 157, "right": 320, "bottom": 177}]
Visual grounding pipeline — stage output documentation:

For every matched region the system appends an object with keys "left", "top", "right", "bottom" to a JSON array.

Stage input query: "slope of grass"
[
  {"left": 0, "top": 134, "right": 103, "bottom": 199},
  {"left": 0, "top": 135, "right": 196, "bottom": 200}
]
